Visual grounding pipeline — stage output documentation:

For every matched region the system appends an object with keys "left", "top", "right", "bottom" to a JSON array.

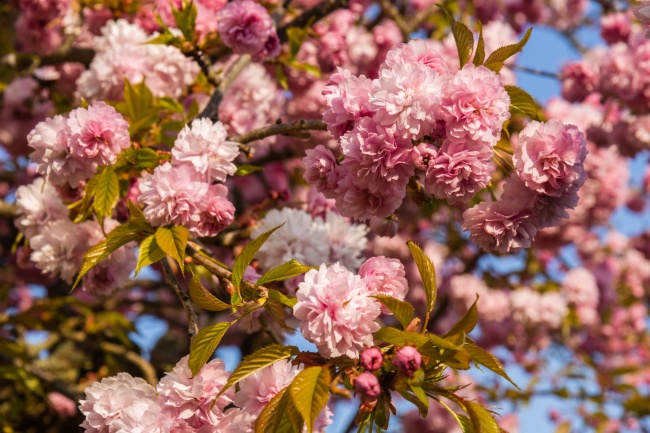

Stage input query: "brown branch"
[
  {"left": 185, "top": 48, "right": 220, "bottom": 87},
  {"left": 0, "top": 201, "right": 16, "bottom": 219},
  {"left": 277, "top": 0, "right": 348, "bottom": 42},
  {"left": 39, "top": 47, "right": 95, "bottom": 67},
  {"left": 161, "top": 258, "right": 199, "bottom": 339},
  {"left": 509, "top": 64, "right": 562, "bottom": 80},
  {"left": 198, "top": 54, "right": 252, "bottom": 122},
  {"left": 229, "top": 119, "right": 328, "bottom": 145},
  {"left": 377, "top": 0, "right": 411, "bottom": 40}
]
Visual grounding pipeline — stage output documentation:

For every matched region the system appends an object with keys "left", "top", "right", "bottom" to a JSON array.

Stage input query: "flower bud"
[
  {"left": 354, "top": 372, "right": 381, "bottom": 398},
  {"left": 392, "top": 346, "right": 421, "bottom": 376},
  {"left": 360, "top": 348, "right": 383, "bottom": 371}
]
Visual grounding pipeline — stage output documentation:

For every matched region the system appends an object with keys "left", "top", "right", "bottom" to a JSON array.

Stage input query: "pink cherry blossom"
[
  {"left": 301, "top": 145, "right": 344, "bottom": 199},
  {"left": 293, "top": 263, "right": 381, "bottom": 358},
  {"left": 233, "top": 360, "right": 300, "bottom": 414},
  {"left": 382, "top": 39, "right": 451, "bottom": 76},
  {"left": 322, "top": 68, "right": 373, "bottom": 139},
  {"left": 216, "top": 0, "right": 280, "bottom": 60},
  {"left": 334, "top": 174, "right": 406, "bottom": 221},
  {"left": 14, "top": 177, "right": 69, "bottom": 239},
  {"left": 359, "top": 256, "right": 409, "bottom": 309}
]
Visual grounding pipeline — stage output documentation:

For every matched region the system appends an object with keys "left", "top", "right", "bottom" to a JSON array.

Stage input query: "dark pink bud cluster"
[{"left": 392, "top": 346, "right": 422, "bottom": 376}]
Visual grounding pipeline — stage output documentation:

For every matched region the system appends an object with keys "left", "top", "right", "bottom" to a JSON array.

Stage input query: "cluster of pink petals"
[
  {"left": 293, "top": 263, "right": 381, "bottom": 358},
  {"left": 28, "top": 102, "right": 130, "bottom": 187},
  {"left": 138, "top": 163, "right": 235, "bottom": 238},
  {"left": 233, "top": 360, "right": 300, "bottom": 414},
  {"left": 14, "top": 0, "right": 69, "bottom": 55},
  {"left": 322, "top": 68, "right": 373, "bottom": 139},
  {"left": 359, "top": 255, "right": 409, "bottom": 314},
  {"left": 14, "top": 177, "right": 69, "bottom": 239},
  {"left": 216, "top": 0, "right": 280, "bottom": 61}
]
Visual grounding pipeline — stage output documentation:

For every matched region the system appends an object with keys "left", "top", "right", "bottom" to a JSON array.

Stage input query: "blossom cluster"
[
  {"left": 28, "top": 101, "right": 130, "bottom": 187},
  {"left": 138, "top": 118, "right": 238, "bottom": 238},
  {"left": 79, "top": 356, "right": 332, "bottom": 432},
  {"left": 293, "top": 258, "right": 408, "bottom": 358}
]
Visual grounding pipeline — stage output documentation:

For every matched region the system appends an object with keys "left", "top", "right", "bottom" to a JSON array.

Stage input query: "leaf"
[
  {"left": 444, "top": 296, "right": 479, "bottom": 338},
  {"left": 172, "top": 0, "right": 197, "bottom": 41},
  {"left": 256, "top": 260, "right": 313, "bottom": 287},
  {"left": 73, "top": 223, "right": 143, "bottom": 288},
  {"left": 371, "top": 295, "right": 415, "bottom": 329},
  {"left": 483, "top": 28, "right": 533, "bottom": 72},
  {"left": 409, "top": 385, "right": 429, "bottom": 413},
  {"left": 473, "top": 23, "right": 485, "bottom": 66},
  {"left": 465, "top": 401, "right": 500, "bottom": 433},
  {"left": 126, "top": 200, "right": 150, "bottom": 230},
  {"left": 268, "top": 289, "right": 298, "bottom": 308},
  {"left": 399, "top": 390, "right": 429, "bottom": 416},
  {"left": 135, "top": 234, "right": 166, "bottom": 275},
  {"left": 93, "top": 169, "right": 119, "bottom": 219},
  {"left": 155, "top": 226, "right": 189, "bottom": 272},
  {"left": 217, "top": 345, "right": 299, "bottom": 399},
  {"left": 276, "top": 65, "right": 289, "bottom": 90},
  {"left": 374, "top": 327, "right": 430, "bottom": 349},
  {"left": 445, "top": 11, "right": 474, "bottom": 68},
  {"left": 287, "top": 27, "right": 309, "bottom": 61},
  {"left": 265, "top": 299, "right": 294, "bottom": 330},
  {"left": 188, "top": 322, "right": 230, "bottom": 376},
  {"left": 406, "top": 239, "right": 437, "bottom": 313},
  {"left": 465, "top": 344, "right": 519, "bottom": 389},
  {"left": 232, "top": 223, "right": 284, "bottom": 290},
  {"left": 123, "top": 78, "right": 154, "bottom": 121},
  {"left": 428, "top": 334, "right": 464, "bottom": 351},
  {"left": 189, "top": 275, "right": 231, "bottom": 311},
  {"left": 504, "top": 85, "right": 544, "bottom": 121},
  {"left": 289, "top": 366, "right": 331, "bottom": 433},
  {"left": 255, "top": 387, "right": 303, "bottom": 433},
  {"left": 235, "top": 164, "right": 263, "bottom": 176}
]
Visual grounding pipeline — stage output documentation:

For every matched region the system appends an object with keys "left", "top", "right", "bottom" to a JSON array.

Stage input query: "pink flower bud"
[
  {"left": 392, "top": 346, "right": 421, "bottom": 376},
  {"left": 354, "top": 372, "right": 381, "bottom": 398},
  {"left": 360, "top": 348, "right": 383, "bottom": 371}
]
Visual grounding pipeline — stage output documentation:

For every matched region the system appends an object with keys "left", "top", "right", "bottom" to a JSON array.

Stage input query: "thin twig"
[
  {"left": 198, "top": 54, "right": 252, "bottom": 121},
  {"left": 509, "top": 64, "right": 562, "bottom": 80},
  {"left": 161, "top": 258, "right": 199, "bottom": 339},
  {"left": 276, "top": 0, "right": 348, "bottom": 42},
  {"left": 186, "top": 48, "right": 220, "bottom": 87},
  {"left": 377, "top": 0, "right": 410, "bottom": 40},
  {"left": 229, "top": 119, "right": 328, "bottom": 145}
]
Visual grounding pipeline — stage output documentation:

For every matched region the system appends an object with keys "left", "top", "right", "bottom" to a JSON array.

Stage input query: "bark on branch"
[
  {"left": 229, "top": 119, "right": 328, "bottom": 145},
  {"left": 161, "top": 258, "right": 199, "bottom": 340},
  {"left": 277, "top": 0, "right": 348, "bottom": 42},
  {"left": 198, "top": 54, "right": 252, "bottom": 122}
]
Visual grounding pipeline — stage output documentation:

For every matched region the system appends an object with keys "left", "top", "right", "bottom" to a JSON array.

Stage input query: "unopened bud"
[
  {"left": 360, "top": 348, "right": 383, "bottom": 371},
  {"left": 353, "top": 372, "right": 381, "bottom": 398},
  {"left": 393, "top": 346, "right": 421, "bottom": 376}
]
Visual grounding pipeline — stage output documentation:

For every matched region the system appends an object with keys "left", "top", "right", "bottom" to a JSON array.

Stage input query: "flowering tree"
[{"left": 2, "top": 0, "right": 650, "bottom": 431}]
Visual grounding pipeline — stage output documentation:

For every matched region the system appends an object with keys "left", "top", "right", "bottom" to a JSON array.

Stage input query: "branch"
[
  {"left": 39, "top": 47, "right": 95, "bottom": 67},
  {"left": 161, "top": 258, "right": 199, "bottom": 339},
  {"left": 185, "top": 48, "right": 220, "bottom": 87},
  {"left": 277, "top": 0, "right": 348, "bottom": 42},
  {"left": 377, "top": 0, "right": 411, "bottom": 40},
  {"left": 510, "top": 64, "right": 562, "bottom": 80},
  {"left": 229, "top": 119, "right": 328, "bottom": 145},
  {"left": 0, "top": 201, "right": 16, "bottom": 219},
  {"left": 198, "top": 54, "right": 252, "bottom": 121},
  {"left": 99, "top": 341, "right": 158, "bottom": 386}
]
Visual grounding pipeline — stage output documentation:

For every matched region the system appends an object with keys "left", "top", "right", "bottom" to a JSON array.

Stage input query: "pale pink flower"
[
  {"left": 513, "top": 120, "right": 588, "bottom": 197},
  {"left": 510, "top": 288, "right": 567, "bottom": 329},
  {"left": 216, "top": 0, "right": 279, "bottom": 60},
  {"left": 462, "top": 200, "right": 538, "bottom": 254},
  {"left": 233, "top": 360, "right": 300, "bottom": 414},
  {"left": 106, "top": 397, "right": 193, "bottom": 433},
  {"left": 562, "top": 267, "right": 599, "bottom": 307},
  {"left": 441, "top": 64, "right": 510, "bottom": 147},
  {"left": 560, "top": 61, "right": 599, "bottom": 103},
  {"left": 382, "top": 39, "right": 451, "bottom": 76},
  {"left": 449, "top": 274, "right": 488, "bottom": 310},
  {"left": 424, "top": 140, "right": 495, "bottom": 203},
  {"left": 193, "top": 184, "right": 236, "bottom": 238},
  {"left": 323, "top": 211, "right": 369, "bottom": 271},
  {"left": 67, "top": 102, "right": 130, "bottom": 166},
  {"left": 213, "top": 409, "right": 255, "bottom": 433},
  {"left": 334, "top": 174, "right": 406, "bottom": 221},
  {"left": 47, "top": 392, "right": 77, "bottom": 418},
  {"left": 172, "top": 118, "right": 239, "bottom": 182},
  {"left": 301, "top": 145, "right": 344, "bottom": 199},
  {"left": 322, "top": 68, "right": 373, "bottom": 139},
  {"left": 359, "top": 256, "right": 409, "bottom": 311},
  {"left": 157, "top": 355, "right": 234, "bottom": 428},
  {"left": 79, "top": 372, "right": 156, "bottom": 433},
  {"left": 370, "top": 62, "right": 446, "bottom": 140},
  {"left": 137, "top": 164, "right": 207, "bottom": 228},
  {"left": 28, "top": 115, "right": 96, "bottom": 187},
  {"left": 293, "top": 263, "right": 381, "bottom": 358},
  {"left": 15, "top": 14, "right": 64, "bottom": 56},
  {"left": 341, "top": 117, "right": 414, "bottom": 194},
  {"left": 14, "top": 177, "right": 69, "bottom": 239}
]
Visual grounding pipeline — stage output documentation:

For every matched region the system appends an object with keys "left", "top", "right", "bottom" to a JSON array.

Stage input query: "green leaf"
[
  {"left": 446, "top": 14, "right": 474, "bottom": 68},
  {"left": 473, "top": 23, "right": 485, "bottom": 66},
  {"left": 257, "top": 260, "right": 313, "bottom": 287},
  {"left": 155, "top": 226, "right": 189, "bottom": 272},
  {"left": 374, "top": 327, "right": 430, "bottom": 348},
  {"left": 289, "top": 61, "right": 322, "bottom": 78},
  {"left": 428, "top": 333, "right": 464, "bottom": 351},
  {"left": 465, "top": 344, "right": 519, "bottom": 389},
  {"left": 135, "top": 234, "right": 166, "bottom": 275},
  {"left": 465, "top": 401, "right": 500, "bottom": 433},
  {"left": 123, "top": 78, "right": 154, "bottom": 121},
  {"left": 255, "top": 386, "right": 303, "bottom": 433},
  {"left": 483, "top": 28, "right": 533, "bottom": 72},
  {"left": 235, "top": 164, "right": 263, "bottom": 176},
  {"left": 93, "top": 169, "right": 120, "bottom": 219},
  {"left": 287, "top": 27, "right": 309, "bottom": 61},
  {"left": 504, "top": 85, "right": 544, "bottom": 121},
  {"left": 289, "top": 367, "right": 331, "bottom": 433},
  {"left": 73, "top": 223, "right": 143, "bottom": 288},
  {"left": 232, "top": 223, "right": 284, "bottom": 290},
  {"left": 399, "top": 390, "right": 429, "bottom": 416},
  {"left": 188, "top": 275, "right": 231, "bottom": 311},
  {"left": 444, "top": 296, "right": 478, "bottom": 338},
  {"left": 409, "top": 385, "right": 429, "bottom": 413},
  {"left": 217, "top": 345, "right": 299, "bottom": 399},
  {"left": 268, "top": 289, "right": 298, "bottom": 308},
  {"left": 188, "top": 322, "right": 230, "bottom": 376},
  {"left": 265, "top": 299, "right": 294, "bottom": 330},
  {"left": 276, "top": 65, "right": 289, "bottom": 90},
  {"left": 371, "top": 295, "right": 415, "bottom": 329},
  {"left": 126, "top": 200, "right": 150, "bottom": 230},
  {"left": 406, "top": 239, "right": 437, "bottom": 313},
  {"left": 172, "top": 0, "right": 197, "bottom": 41}
]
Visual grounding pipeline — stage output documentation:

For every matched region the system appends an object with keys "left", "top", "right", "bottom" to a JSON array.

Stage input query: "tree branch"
[
  {"left": 0, "top": 201, "right": 16, "bottom": 219},
  {"left": 161, "top": 258, "right": 199, "bottom": 339},
  {"left": 198, "top": 54, "right": 252, "bottom": 122},
  {"left": 377, "top": 0, "right": 411, "bottom": 40},
  {"left": 277, "top": 0, "right": 348, "bottom": 42},
  {"left": 229, "top": 119, "right": 328, "bottom": 145}
]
